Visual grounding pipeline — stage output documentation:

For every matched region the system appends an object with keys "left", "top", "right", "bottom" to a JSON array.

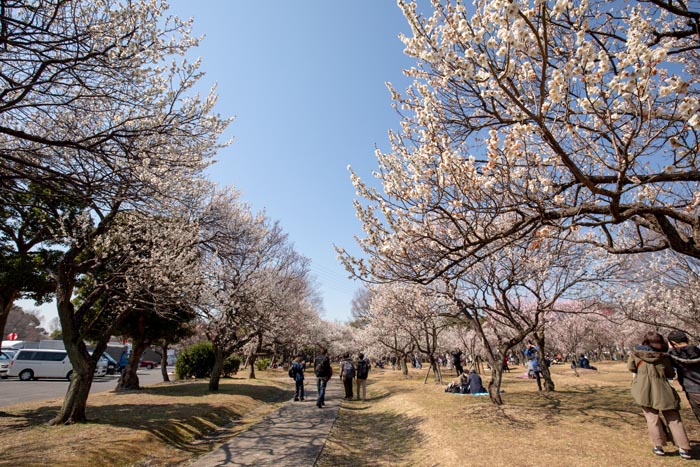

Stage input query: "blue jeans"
[
  {"left": 295, "top": 379, "right": 304, "bottom": 400},
  {"left": 316, "top": 378, "right": 327, "bottom": 405}
]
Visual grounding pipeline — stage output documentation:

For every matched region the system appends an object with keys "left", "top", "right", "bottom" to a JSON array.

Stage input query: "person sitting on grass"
[
  {"left": 467, "top": 369, "right": 487, "bottom": 394},
  {"left": 458, "top": 368, "right": 470, "bottom": 394}
]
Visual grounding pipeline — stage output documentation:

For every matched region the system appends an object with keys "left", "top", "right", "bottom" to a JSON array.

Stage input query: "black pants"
[
  {"left": 454, "top": 362, "right": 463, "bottom": 375},
  {"left": 343, "top": 377, "right": 353, "bottom": 399}
]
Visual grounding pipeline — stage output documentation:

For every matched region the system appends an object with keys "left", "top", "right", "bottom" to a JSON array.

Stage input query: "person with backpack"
[
  {"left": 355, "top": 353, "right": 370, "bottom": 401},
  {"left": 313, "top": 348, "right": 332, "bottom": 408},
  {"left": 290, "top": 354, "right": 305, "bottom": 401},
  {"left": 339, "top": 353, "right": 355, "bottom": 400}
]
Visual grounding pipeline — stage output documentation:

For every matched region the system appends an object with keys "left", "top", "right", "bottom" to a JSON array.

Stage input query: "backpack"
[
  {"left": 342, "top": 360, "right": 355, "bottom": 380},
  {"left": 288, "top": 366, "right": 296, "bottom": 379},
  {"left": 357, "top": 359, "right": 369, "bottom": 379},
  {"left": 314, "top": 359, "right": 324, "bottom": 377}
]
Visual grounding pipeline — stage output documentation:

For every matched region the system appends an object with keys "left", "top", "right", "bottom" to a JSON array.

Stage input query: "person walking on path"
[
  {"left": 668, "top": 330, "right": 700, "bottom": 423},
  {"left": 628, "top": 331, "right": 692, "bottom": 460},
  {"left": 355, "top": 353, "right": 370, "bottom": 401},
  {"left": 291, "top": 354, "right": 305, "bottom": 402},
  {"left": 340, "top": 353, "right": 355, "bottom": 400},
  {"left": 314, "top": 348, "right": 332, "bottom": 408}
]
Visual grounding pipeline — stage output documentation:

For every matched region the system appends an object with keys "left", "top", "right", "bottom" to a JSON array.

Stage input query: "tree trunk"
[
  {"left": 423, "top": 355, "right": 441, "bottom": 383},
  {"left": 534, "top": 332, "right": 555, "bottom": 392},
  {"left": 248, "top": 334, "right": 263, "bottom": 379},
  {"left": 248, "top": 354, "right": 257, "bottom": 379},
  {"left": 117, "top": 338, "right": 148, "bottom": 391},
  {"left": 0, "top": 289, "right": 19, "bottom": 345},
  {"left": 209, "top": 344, "right": 224, "bottom": 392},
  {"left": 49, "top": 277, "right": 99, "bottom": 425},
  {"left": 160, "top": 342, "right": 170, "bottom": 382},
  {"left": 487, "top": 364, "right": 504, "bottom": 405}
]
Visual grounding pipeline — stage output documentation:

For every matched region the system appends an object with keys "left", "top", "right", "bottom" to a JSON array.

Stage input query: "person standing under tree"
[
  {"left": 314, "top": 348, "right": 332, "bottom": 409},
  {"left": 340, "top": 353, "right": 355, "bottom": 400},
  {"left": 451, "top": 349, "right": 463, "bottom": 376},
  {"left": 355, "top": 353, "right": 370, "bottom": 401},
  {"left": 525, "top": 341, "right": 543, "bottom": 391},
  {"left": 667, "top": 330, "right": 700, "bottom": 423},
  {"left": 628, "top": 331, "right": 692, "bottom": 460}
]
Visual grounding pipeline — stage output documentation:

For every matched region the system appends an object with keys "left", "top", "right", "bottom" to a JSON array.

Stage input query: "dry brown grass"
[
  {"left": 317, "top": 361, "right": 700, "bottom": 467},
  {"left": 0, "top": 371, "right": 293, "bottom": 467}
]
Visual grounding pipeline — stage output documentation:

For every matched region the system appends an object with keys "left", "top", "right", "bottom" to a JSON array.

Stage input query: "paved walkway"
[{"left": 187, "top": 379, "right": 342, "bottom": 467}]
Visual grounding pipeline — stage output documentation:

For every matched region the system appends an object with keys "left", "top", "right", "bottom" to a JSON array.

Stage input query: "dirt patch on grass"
[
  {"left": 317, "top": 361, "right": 700, "bottom": 467},
  {"left": 0, "top": 373, "right": 293, "bottom": 467}
]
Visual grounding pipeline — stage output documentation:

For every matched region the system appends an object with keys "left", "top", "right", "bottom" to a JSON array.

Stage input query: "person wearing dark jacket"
[
  {"left": 628, "top": 331, "right": 692, "bottom": 459},
  {"left": 668, "top": 330, "right": 700, "bottom": 423},
  {"left": 314, "top": 349, "right": 332, "bottom": 408},
  {"left": 339, "top": 353, "right": 355, "bottom": 400},
  {"left": 451, "top": 349, "right": 463, "bottom": 376},
  {"left": 467, "top": 369, "right": 487, "bottom": 394},
  {"left": 291, "top": 355, "right": 305, "bottom": 401}
]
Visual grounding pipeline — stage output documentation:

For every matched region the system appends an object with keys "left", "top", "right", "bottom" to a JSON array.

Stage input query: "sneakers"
[
  {"left": 679, "top": 449, "right": 692, "bottom": 460},
  {"left": 652, "top": 447, "right": 665, "bottom": 456}
]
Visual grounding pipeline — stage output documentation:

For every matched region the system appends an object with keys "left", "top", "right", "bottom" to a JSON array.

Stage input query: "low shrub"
[
  {"left": 255, "top": 357, "right": 270, "bottom": 371},
  {"left": 176, "top": 341, "right": 215, "bottom": 379},
  {"left": 223, "top": 354, "right": 242, "bottom": 377}
]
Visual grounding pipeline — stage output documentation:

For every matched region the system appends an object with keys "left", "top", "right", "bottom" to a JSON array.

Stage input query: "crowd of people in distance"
[{"left": 285, "top": 329, "right": 699, "bottom": 461}]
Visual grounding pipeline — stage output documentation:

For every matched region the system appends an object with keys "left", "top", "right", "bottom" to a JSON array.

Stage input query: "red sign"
[{"left": 7, "top": 333, "right": 18, "bottom": 340}]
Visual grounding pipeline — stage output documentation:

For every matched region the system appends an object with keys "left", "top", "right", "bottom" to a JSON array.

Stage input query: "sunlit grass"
[
  {"left": 317, "top": 361, "right": 700, "bottom": 467},
  {"left": 0, "top": 371, "right": 293, "bottom": 467}
]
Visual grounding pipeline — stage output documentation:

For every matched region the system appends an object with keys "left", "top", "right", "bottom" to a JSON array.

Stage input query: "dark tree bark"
[
  {"left": 117, "top": 338, "right": 149, "bottom": 391},
  {"left": 209, "top": 344, "right": 225, "bottom": 392},
  {"left": 49, "top": 280, "right": 105, "bottom": 425},
  {"left": 533, "top": 331, "right": 555, "bottom": 392},
  {"left": 159, "top": 342, "right": 169, "bottom": 382}
]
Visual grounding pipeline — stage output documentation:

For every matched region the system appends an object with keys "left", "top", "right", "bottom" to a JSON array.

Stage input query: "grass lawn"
[
  {"left": 0, "top": 372, "right": 293, "bottom": 467},
  {"left": 1, "top": 362, "right": 698, "bottom": 466},
  {"left": 317, "top": 361, "right": 700, "bottom": 467}
]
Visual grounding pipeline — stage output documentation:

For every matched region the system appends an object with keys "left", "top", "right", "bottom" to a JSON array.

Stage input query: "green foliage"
[
  {"left": 255, "top": 357, "right": 270, "bottom": 371},
  {"left": 175, "top": 341, "right": 215, "bottom": 379},
  {"left": 223, "top": 354, "right": 242, "bottom": 377}
]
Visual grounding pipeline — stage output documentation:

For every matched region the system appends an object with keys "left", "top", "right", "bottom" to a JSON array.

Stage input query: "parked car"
[
  {"left": 139, "top": 359, "right": 158, "bottom": 370},
  {"left": 0, "top": 351, "right": 14, "bottom": 378},
  {"left": 8, "top": 349, "right": 108, "bottom": 381},
  {"left": 100, "top": 353, "right": 118, "bottom": 375}
]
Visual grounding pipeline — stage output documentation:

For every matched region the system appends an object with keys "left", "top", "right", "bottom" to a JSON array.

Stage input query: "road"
[{"left": 0, "top": 368, "right": 173, "bottom": 407}]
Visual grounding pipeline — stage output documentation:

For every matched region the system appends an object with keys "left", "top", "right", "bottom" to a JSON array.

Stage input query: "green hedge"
[
  {"left": 175, "top": 341, "right": 215, "bottom": 379},
  {"left": 255, "top": 357, "right": 270, "bottom": 371}
]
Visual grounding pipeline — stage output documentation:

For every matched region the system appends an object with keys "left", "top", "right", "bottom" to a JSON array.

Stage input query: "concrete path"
[{"left": 187, "top": 379, "right": 342, "bottom": 467}]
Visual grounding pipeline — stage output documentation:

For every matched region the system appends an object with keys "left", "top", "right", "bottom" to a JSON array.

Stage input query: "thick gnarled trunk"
[
  {"left": 118, "top": 338, "right": 149, "bottom": 391},
  {"left": 534, "top": 332, "right": 555, "bottom": 392},
  {"left": 50, "top": 281, "right": 97, "bottom": 425}
]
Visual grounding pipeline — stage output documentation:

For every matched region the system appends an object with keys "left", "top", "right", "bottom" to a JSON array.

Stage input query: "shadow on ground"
[
  {"left": 317, "top": 407, "right": 424, "bottom": 467},
  {"left": 0, "top": 381, "right": 292, "bottom": 454}
]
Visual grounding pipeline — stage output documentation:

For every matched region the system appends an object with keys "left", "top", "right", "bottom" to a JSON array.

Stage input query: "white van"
[{"left": 8, "top": 349, "right": 108, "bottom": 381}]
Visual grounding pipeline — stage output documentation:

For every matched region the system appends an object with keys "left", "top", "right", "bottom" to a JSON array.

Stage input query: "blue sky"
[
  {"left": 167, "top": 1, "right": 417, "bottom": 322},
  {"left": 19, "top": 1, "right": 417, "bottom": 325}
]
